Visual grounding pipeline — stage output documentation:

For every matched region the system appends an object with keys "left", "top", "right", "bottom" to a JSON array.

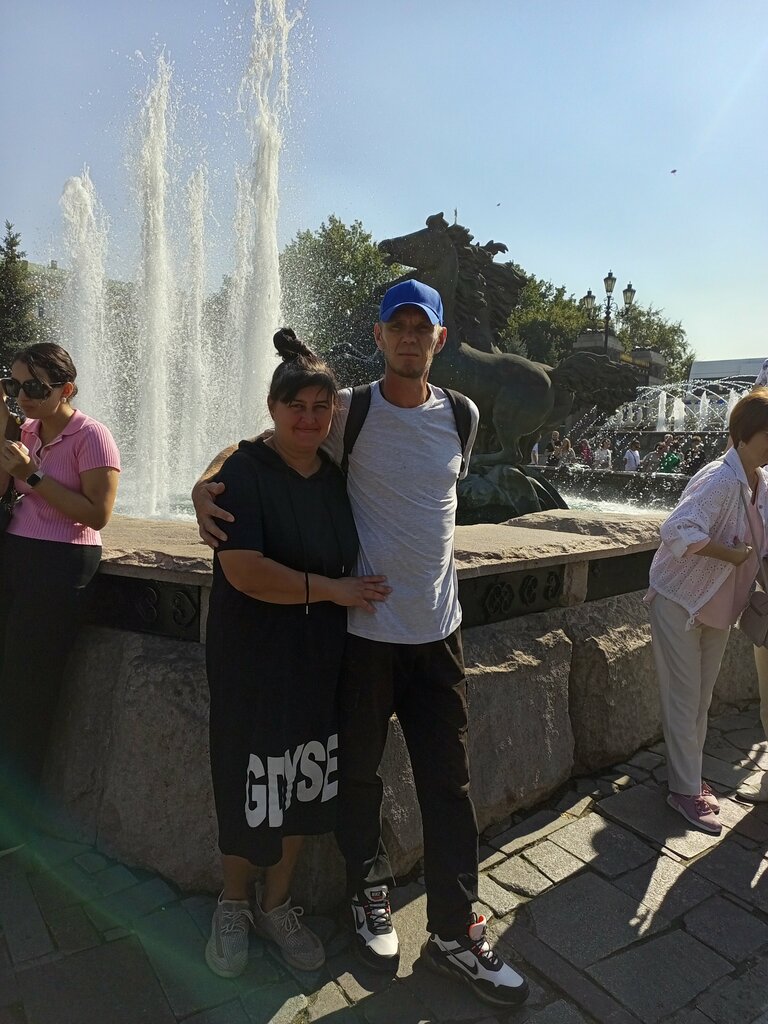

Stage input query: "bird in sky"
[{"left": 670, "top": 169, "right": 677, "bottom": 174}]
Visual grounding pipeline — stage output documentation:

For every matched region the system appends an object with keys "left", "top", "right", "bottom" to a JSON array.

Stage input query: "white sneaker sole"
[{"left": 204, "top": 937, "right": 248, "bottom": 978}]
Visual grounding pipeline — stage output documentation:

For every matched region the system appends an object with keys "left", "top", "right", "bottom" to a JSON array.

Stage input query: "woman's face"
[
  {"left": 269, "top": 385, "right": 334, "bottom": 453},
  {"left": 8, "top": 360, "right": 72, "bottom": 419}
]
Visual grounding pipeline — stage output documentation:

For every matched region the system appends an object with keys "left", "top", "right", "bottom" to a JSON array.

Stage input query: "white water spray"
[
  {"left": 655, "top": 391, "right": 667, "bottom": 433},
  {"left": 697, "top": 391, "right": 710, "bottom": 431}
]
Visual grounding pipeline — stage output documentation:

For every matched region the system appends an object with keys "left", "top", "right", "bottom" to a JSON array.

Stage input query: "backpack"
[{"left": 340, "top": 384, "right": 474, "bottom": 477}]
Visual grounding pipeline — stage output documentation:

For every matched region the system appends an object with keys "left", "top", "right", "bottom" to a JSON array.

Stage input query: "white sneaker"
[
  {"left": 205, "top": 895, "right": 254, "bottom": 978},
  {"left": 252, "top": 897, "right": 325, "bottom": 971},
  {"left": 351, "top": 886, "right": 400, "bottom": 972},
  {"left": 421, "top": 913, "right": 529, "bottom": 1007},
  {"left": 736, "top": 772, "right": 768, "bottom": 803}
]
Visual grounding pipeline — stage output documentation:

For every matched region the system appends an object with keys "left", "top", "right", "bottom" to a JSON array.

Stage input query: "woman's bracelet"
[{"left": 304, "top": 571, "right": 310, "bottom": 615}]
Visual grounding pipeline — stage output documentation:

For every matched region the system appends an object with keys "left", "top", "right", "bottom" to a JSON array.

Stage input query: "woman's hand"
[
  {"left": 0, "top": 440, "right": 37, "bottom": 479},
  {"left": 731, "top": 541, "right": 753, "bottom": 567},
  {"left": 0, "top": 395, "right": 10, "bottom": 427},
  {"left": 326, "top": 575, "right": 391, "bottom": 613}
]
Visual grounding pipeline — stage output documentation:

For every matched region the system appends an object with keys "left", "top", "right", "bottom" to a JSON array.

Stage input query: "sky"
[{"left": 3, "top": 0, "right": 768, "bottom": 365}]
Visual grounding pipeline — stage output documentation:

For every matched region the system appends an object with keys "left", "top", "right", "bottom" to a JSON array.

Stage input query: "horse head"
[{"left": 378, "top": 213, "right": 458, "bottom": 287}]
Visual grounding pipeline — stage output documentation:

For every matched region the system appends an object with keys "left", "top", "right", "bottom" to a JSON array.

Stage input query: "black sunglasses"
[{"left": 1, "top": 377, "right": 67, "bottom": 401}]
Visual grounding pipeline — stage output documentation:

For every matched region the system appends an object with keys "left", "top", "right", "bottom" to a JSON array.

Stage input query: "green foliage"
[
  {"left": 501, "top": 276, "right": 591, "bottom": 366},
  {"left": 279, "top": 215, "right": 402, "bottom": 362},
  {"left": 0, "top": 222, "right": 37, "bottom": 368},
  {"left": 616, "top": 302, "right": 694, "bottom": 382}
]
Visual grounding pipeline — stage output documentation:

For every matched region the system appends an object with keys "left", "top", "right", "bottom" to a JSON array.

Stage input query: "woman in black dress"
[{"left": 205, "top": 330, "right": 390, "bottom": 978}]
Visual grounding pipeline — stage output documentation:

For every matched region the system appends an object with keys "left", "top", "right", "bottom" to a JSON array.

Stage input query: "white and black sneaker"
[
  {"left": 351, "top": 885, "right": 400, "bottom": 972},
  {"left": 421, "top": 913, "right": 529, "bottom": 1007}
]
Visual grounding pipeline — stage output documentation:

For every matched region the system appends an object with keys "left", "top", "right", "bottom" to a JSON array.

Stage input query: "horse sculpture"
[{"left": 379, "top": 213, "right": 554, "bottom": 465}]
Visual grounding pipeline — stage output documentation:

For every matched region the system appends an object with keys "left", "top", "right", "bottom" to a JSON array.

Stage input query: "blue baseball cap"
[{"left": 379, "top": 280, "right": 444, "bottom": 326}]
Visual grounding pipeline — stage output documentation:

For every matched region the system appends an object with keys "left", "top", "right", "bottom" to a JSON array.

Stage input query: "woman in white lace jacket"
[{"left": 646, "top": 389, "right": 768, "bottom": 835}]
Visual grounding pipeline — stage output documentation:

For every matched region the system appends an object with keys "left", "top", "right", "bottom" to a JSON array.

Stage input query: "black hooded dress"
[{"left": 206, "top": 439, "right": 358, "bottom": 865}]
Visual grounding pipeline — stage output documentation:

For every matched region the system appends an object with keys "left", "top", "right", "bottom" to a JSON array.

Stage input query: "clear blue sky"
[{"left": 4, "top": 0, "right": 767, "bottom": 363}]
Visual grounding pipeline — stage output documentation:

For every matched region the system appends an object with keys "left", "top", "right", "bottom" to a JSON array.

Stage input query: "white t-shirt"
[
  {"left": 624, "top": 449, "right": 640, "bottom": 472},
  {"left": 325, "top": 382, "right": 479, "bottom": 644}
]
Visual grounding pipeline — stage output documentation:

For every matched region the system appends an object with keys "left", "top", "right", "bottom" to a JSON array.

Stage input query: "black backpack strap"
[
  {"left": 442, "top": 388, "right": 474, "bottom": 474},
  {"left": 341, "top": 385, "right": 372, "bottom": 475}
]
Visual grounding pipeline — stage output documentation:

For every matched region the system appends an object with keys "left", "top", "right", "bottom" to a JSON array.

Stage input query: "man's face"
[{"left": 374, "top": 306, "right": 447, "bottom": 380}]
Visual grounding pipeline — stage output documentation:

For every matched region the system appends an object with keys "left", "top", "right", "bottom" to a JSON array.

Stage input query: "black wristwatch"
[{"left": 26, "top": 471, "right": 44, "bottom": 488}]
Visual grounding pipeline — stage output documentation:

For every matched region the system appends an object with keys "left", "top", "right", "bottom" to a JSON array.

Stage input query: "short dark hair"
[
  {"left": 269, "top": 328, "right": 337, "bottom": 405},
  {"left": 11, "top": 343, "right": 78, "bottom": 398},
  {"left": 730, "top": 388, "right": 768, "bottom": 446}
]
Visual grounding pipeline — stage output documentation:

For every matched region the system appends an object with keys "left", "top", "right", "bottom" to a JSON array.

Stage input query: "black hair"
[
  {"left": 269, "top": 328, "right": 337, "bottom": 405},
  {"left": 10, "top": 342, "right": 78, "bottom": 398}
]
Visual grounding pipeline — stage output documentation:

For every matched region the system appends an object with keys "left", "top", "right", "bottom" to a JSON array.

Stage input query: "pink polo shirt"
[{"left": 8, "top": 409, "right": 121, "bottom": 546}]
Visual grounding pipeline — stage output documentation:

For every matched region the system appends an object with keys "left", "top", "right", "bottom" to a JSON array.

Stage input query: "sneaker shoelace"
[
  {"left": 466, "top": 918, "right": 501, "bottom": 968},
  {"left": 364, "top": 893, "right": 392, "bottom": 935},
  {"left": 701, "top": 781, "right": 715, "bottom": 797},
  {"left": 692, "top": 795, "right": 713, "bottom": 816},
  {"left": 221, "top": 905, "right": 253, "bottom": 936}
]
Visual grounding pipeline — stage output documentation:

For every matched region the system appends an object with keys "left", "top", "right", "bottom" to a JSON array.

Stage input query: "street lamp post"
[{"left": 581, "top": 272, "right": 636, "bottom": 355}]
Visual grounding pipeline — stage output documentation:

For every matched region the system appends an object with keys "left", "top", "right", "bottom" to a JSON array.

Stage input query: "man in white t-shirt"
[
  {"left": 623, "top": 441, "right": 641, "bottom": 472},
  {"left": 193, "top": 281, "right": 529, "bottom": 1009}
]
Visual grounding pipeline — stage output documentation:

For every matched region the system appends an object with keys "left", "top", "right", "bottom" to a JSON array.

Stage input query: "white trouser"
[
  {"left": 649, "top": 594, "right": 730, "bottom": 795},
  {"left": 753, "top": 645, "right": 768, "bottom": 738}
]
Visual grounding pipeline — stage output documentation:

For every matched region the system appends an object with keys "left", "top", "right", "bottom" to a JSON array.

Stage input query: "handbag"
[{"left": 737, "top": 486, "right": 768, "bottom": 647}]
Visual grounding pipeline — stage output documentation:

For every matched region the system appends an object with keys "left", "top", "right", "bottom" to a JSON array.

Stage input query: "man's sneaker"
[
  {"left": 667, "top": 792, "right": 722, "bottom": 835},
  {"left": 736, "top": 772, "right": 768, "bottom": 803},
  {"left": 421, "top": 913, "right": 529, "bottom": 1007},
  {"left": 700, "top": 780, "right": 720, "bottom": 814},
  {"left": 253, "top": 897, "right": 325, "bottom": 971},
  {"left": 351, "top": 886, "right": 400, "bottom": 972},
  {"left": 205, "top": 895, "right": 254, "bottom": 978}
]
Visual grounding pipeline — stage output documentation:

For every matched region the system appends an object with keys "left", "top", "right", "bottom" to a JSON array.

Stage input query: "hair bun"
[{"left": 273, "top": 327, "right": 316, "bottom": 364}]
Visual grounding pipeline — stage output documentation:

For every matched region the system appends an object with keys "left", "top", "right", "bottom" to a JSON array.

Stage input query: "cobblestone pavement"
[{"left": 1, "top": 704, "right": 767, "bottom": 1024}]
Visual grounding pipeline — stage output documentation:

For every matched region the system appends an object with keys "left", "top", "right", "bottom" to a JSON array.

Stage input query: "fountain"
[{"left": 56, "top": 1, "right": 299, "bottom": 518}]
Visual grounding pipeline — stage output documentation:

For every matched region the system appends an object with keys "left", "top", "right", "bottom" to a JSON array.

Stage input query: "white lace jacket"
[{"left": 647, "top": 447, "right": 768, "bottom": 626}]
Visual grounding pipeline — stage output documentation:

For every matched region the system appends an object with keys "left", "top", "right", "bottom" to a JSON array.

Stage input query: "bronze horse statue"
[{"left": 379, "top": 213, "right": 554, "bottom": 465}]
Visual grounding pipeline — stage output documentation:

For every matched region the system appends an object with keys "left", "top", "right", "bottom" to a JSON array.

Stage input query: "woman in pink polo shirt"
[
  {"left": 646, "top": 389, "right": 768, "bottom": 836},
  {"left": 0, "top": 343, "right": 120, "bottom": 852}
]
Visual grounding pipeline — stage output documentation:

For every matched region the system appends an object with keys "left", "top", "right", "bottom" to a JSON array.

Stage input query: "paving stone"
[
  {"left": 44, "top": 904, "right": 100, "bottom": 955},
  {"left": 182, "top": 894, "right": 220, "bottom": 939},
  {"left": 134, "top": 904, "right": 237, "bottom": 1017},
  {"left": 408, "top": 956, "right": 531, "bottom": 1022},
  {"left": 613, "top": 853, "right": 717, "bottom": 920},
  {"left": 710, "top": 710, "right": 760, "bottom": 732},
  {"left": 727, "top": 727, "right": 766, "bottom": 751},
  {"left": 529, "top": 1002, "right": 587, "bottom": 1023},
  {"left": 326, "top": 950, "right": 392, "bottom": 1003},
  {"left": 359, "top": 983, "right": 430, "bottom": 1023},
  {"left": 587, "top": 929, "right": 730, "bottom": 1023},
  {"left": 73, "top": 851, "right": 111, "bottom": 874},
  {"left": 613, "top": 762, "right": 651, "bottom": 781},
  {"left": 184, "top": 1001, "right": 252, "bottom": 1024},
  {"left": 23, "top": 837, "right": 90, "bottom": 871},
  {"left": 103, "top": 926, "right": 132, "bottom": 941},
  {"left": 714, "top": 797, "right": 753, "bottom": 830},
  {"left": 483, "top": 815, "right": 514, "bottom": 839},
  {"left": 488, "top": 811, "right": 566, "bottom": 856},
  {"left": 240, "top": 981, "right": 308, "bottom": 1024},
  {"left": 497, "top": 922, "right": 638, "bottom": 1024},
  {"left": 695, "top": 955, "right": 768, "bottom": 1023},
  {"left": 628, "top": 750, "right": 665, "bottom": 770},
  {"left": 479, "top": 845, "right": 506, "bottom": 871},
  {"left": 703, "top": 732, "right": 753, "bottom": 765},
  {"left": 522, "top": 842, "right": 584, "bottom": 884},
  {"left": 554, "top": 793, "right": 593, "bottom": 817},
  {"left": 0, "top": 938, "right": 19, "bottom": 1010},
  {"left": 525, "top": 871, "right": 666, "bottom": 968},
  {"left": 34, "top": 861, "right": 103, "bottom": 906},
  {"left": 477, "top": 875, "right": 523, "bottom": 918},
  {"left": 691, "top": 839, "right": 768, "bottom": 911},
  {"left": 0, "top": 873, "right": 55, "bottom": 965},
  {"left": 547, "top": 812, "right": 654, "bottom": 878},
  {"left": 597, "top": 783, "right": 725, "bottom": 859},
  {"left": 684, "top": 894, "right": 768, "bottom": 961},
  {"left": 91, "top": 864, "right": 138, "bottom": 897},
  {"left": 15, "top": 935, "right": 176, "bottom": 1023},
  {"left": 389, "top": 883, "right": 427, "bottom": 977},
  {"left": 732, "top": 807, "right": 768, "bottom": 843},
  {"left": 84, "top": 876, "right": 177, "bottom": 931},
  {"left": 664, "top": 1010, "right": 714, "bottom": 1024},
  {"left": 489, "top": 857, "right": 552, "bottom": 897},
  {"left": 307, "top": 981, "right": 350, "bottom": 1020},
  {"left": 702, "top": 753, "right": 761, "bottom": 790},
  {"left": 27, "top": 871, "right": 78, "bottom": 915}
]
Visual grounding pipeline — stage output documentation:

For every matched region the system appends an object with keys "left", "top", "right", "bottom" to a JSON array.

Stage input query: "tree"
[
  {"left": 501, "top": 276, "right": 591, "bottom": 366},
  {"left": 279, "top": 215, "right": 402, "bottom": 365},
  {"left": 0, "top": 222, "right": 37, "bottom": 368},
  {"left": 616, "top": 302, "right": 694, "bottom": 382}
]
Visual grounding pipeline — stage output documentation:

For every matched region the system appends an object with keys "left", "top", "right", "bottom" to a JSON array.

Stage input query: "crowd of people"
[
  {"left": 1, "top": 286, "right": 767, "bottom": 1012},
  {"left": 535, "top": 430, "right": 710, "bottom": 476}
]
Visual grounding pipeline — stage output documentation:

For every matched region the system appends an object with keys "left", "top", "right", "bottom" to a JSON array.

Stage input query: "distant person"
[
  {"left": 645, "top": 390, "right": 768, "bottom": 833},
  {"left": 623, "top": 440, "right": 641, "bottom": 472},
  {"left": 683, "top": 436, "right": 707, "bottom": 476},
  {"left": 0, "top": 344, "right": 120, "bottom": 854},
  {"left": 559, "top": 437, "right": 576, "bottom": 465},
  {"left": 575, "top": 438, "right": 593, "bottom": 466},
  {"left": 641, "top": 442, "right": 667, "bottom": 473},
  {"left": 530, "top": 441, "right": 539, "bottom": 466},
  {"left": 545, "top": 430, "right": 561, "bottom": 466},
  {"left": 754, "top": 358, "right": 768, "bottom": 388},
  {"left": 659, "top": 443, "right": 682, "bottom": 474},
  {"left": 593, "top": 440, "right": 612, "bottom": 470}
]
